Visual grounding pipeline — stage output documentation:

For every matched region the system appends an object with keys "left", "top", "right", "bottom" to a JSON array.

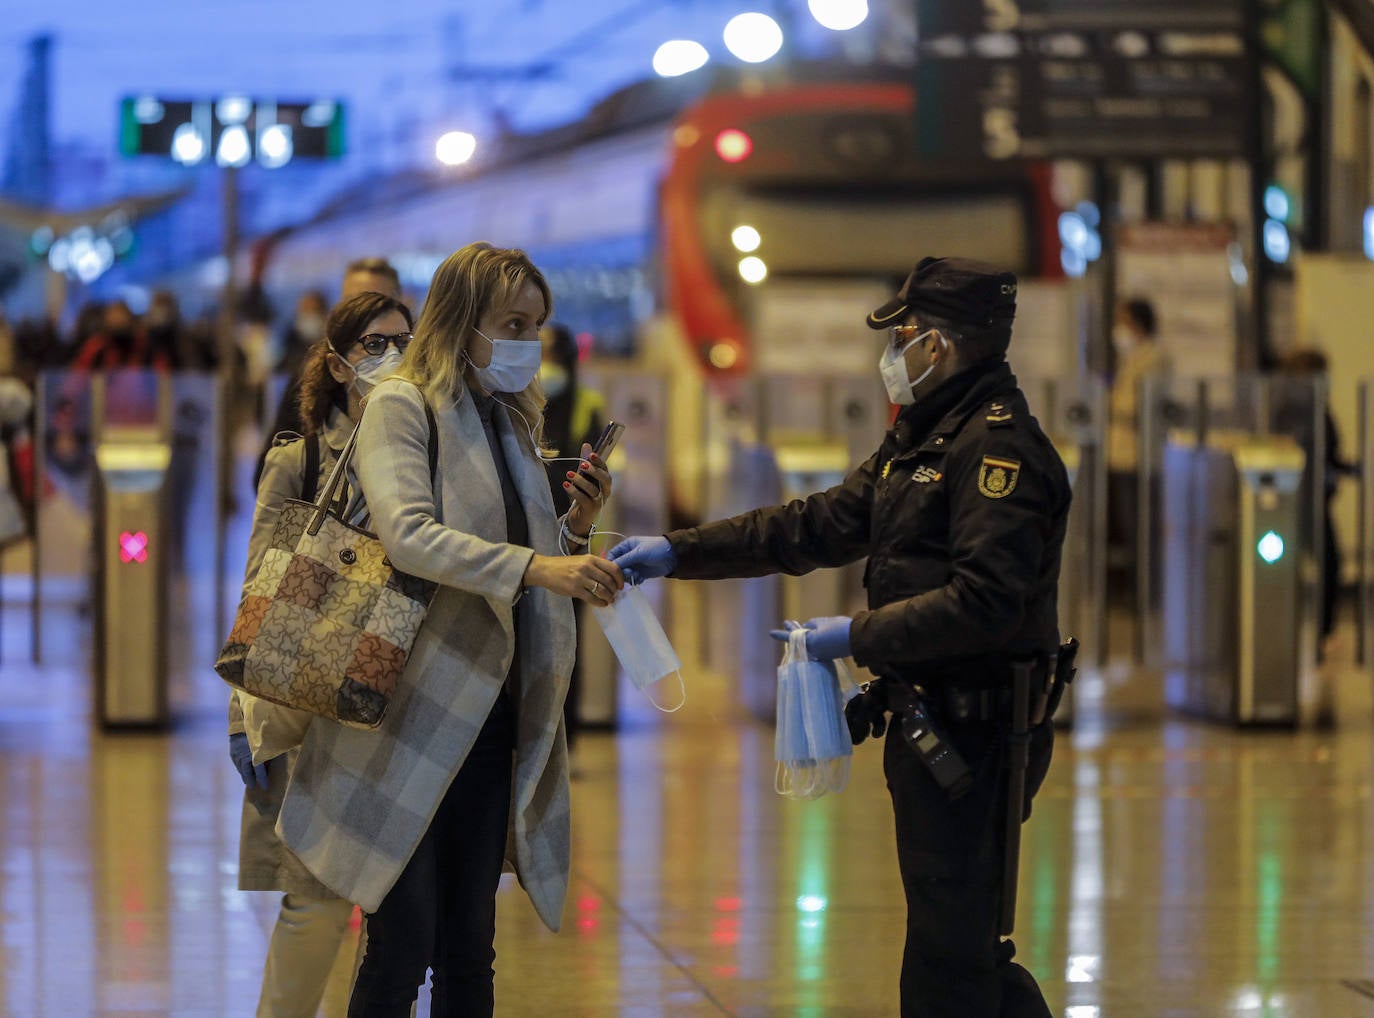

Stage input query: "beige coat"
[
  {"left": 1108, "top": 341, "right": 1171, "bottom": 471},
  {"left": 230, "top": 409, "right": 351, "bottom": 895},
  {"left": 275, "top": 379, "right": 577, "bottom": 928}
]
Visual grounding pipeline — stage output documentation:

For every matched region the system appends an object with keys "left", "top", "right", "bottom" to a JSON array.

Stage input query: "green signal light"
[{"left": 1257, "top": 530, "right": 1285, "bottom": 564}]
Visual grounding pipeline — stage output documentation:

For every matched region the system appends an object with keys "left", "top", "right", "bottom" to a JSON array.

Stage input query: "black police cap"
[{"left": 866, "top": 257, "right": 1018, "bottom": 330}]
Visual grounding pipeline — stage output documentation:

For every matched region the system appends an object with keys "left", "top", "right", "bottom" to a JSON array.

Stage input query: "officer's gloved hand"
[
  {"left": 844, "top": 678, "right": 890, "bottom": 746},
  {"left": 605, "top": 536, "right": 676, "bottom": 586},
  {"left": 229, "top": 732, "right": 269, "bottom": 790},
  {"left": 770, "top": 615, "right": 853, "bottom": 661}
]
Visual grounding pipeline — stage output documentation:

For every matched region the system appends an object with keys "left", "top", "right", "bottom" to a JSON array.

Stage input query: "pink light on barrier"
[{"left": 119, "top": 531, "right": 149, "bottom": 564}]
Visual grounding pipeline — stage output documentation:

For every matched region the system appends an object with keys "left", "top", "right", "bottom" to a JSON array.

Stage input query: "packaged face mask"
[
  {"left": 774, "top": 626, "right": 855, "bottom": 799},
  {"left": 591, "top": 583, "right": 685, "bottom": 712}
]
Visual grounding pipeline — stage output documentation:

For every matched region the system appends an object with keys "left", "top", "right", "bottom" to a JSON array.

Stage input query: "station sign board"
[{"left": 915, "top": 0, "right": 1254, "bottom": 161}]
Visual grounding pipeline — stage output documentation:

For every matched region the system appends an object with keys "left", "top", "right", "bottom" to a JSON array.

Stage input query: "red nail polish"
[{"left": 562, "top": 482, "right": 570, "bottom": 489}]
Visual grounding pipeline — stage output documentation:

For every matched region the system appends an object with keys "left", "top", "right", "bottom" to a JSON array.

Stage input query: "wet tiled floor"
[{"left": 2, "top": 558, "right": 1374, "bottom": 1015}]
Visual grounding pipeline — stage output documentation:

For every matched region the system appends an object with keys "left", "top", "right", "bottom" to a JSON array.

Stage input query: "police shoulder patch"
[
  {"left": 985, "top": 401, "right": 1014, "bottom": 427},
  {"left": 977, "top": 455, "right": 1021, "bottom": 499}
]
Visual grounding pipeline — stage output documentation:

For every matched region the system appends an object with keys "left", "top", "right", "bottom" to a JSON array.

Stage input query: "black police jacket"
[{"left": 667, "top": 360, "right": 1071, "bottom": 685}]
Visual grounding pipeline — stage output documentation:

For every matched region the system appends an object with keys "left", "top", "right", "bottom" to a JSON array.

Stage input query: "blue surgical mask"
[{"left": 470, "top": 327, "right": 542, "bottom": 393}]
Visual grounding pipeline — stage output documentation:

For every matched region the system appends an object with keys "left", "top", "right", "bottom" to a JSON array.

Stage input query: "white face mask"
[
  {"left": 333, "top": 345, "right": 403, "bottom": 396},
  {"left": 879, "top": 329, "right": 941, "bottom": 406},
  {"left": 1112, "top": 324, "right": 1134, "bottom": 355},
  {"left": 591, "top": 584, "right": 685, "bottom": 713},
  {"left": 470, "top": 327, "right": 542, "bottom": 393},
  {"left": 539, "top": 363, "right": 570, "bottom": 398}
]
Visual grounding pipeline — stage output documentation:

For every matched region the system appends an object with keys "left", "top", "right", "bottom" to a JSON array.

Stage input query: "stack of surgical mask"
[{"left": 775, "top": 626, "right": 859, "bottom": 800}]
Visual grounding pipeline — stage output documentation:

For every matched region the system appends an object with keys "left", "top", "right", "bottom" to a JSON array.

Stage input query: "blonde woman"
[{"left": 274, "top": 243, "right": 622, "bottom": 1018}]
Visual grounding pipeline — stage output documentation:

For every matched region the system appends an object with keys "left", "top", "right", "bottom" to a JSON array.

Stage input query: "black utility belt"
[{"left": 938, "top": 685, "right": 1015, "bottom": 724}]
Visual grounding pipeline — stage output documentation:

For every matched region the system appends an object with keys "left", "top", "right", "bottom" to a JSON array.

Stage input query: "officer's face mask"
[
  {"left": 879, "top": 328, "right": 942, "bottom": 406},
  {"left": 591, "top": 584, "right": 685, "bottom": 712},
  {"left": 470, "top": 327, "right": 542, "bottom": 393}
]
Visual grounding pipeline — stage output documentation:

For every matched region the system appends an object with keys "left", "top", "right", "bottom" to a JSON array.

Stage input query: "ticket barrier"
[
  {"left": 737, "top": 441, "right": 856, "bottom": 723},
  {"left": 1053, "top": 441, "right": 1083, "bottom": 727},
  {"left": 93, "top": 430, "right": 172, "bottom": 728},
  {"left": 1162, "top": 432, "right": 1304, "bottom": 726}
]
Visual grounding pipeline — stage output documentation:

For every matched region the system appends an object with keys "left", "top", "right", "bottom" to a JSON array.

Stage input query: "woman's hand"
[
  {"left": 524, "top": 552, "right": 625, "bottom": 607},
  {"left": 564, "top": 442, "right": 611, "bottom": 539}
]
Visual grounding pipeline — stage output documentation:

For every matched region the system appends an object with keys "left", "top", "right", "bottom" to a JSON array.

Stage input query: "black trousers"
[
  {"left": 348, "top": 692, "right": 515, "bottom": 1018},
  {"left": 883, "top": 713, "right": 1054, "bottom": 1018}
]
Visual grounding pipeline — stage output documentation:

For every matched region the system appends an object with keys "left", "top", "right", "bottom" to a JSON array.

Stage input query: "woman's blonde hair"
[{"left": 399, "top": 242, "right": 552, "bottom": 450}]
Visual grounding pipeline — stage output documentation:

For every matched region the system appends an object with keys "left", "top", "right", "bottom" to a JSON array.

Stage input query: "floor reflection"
[{"left": 1, "top": 580, "right": 1373, "bottom": 1015}]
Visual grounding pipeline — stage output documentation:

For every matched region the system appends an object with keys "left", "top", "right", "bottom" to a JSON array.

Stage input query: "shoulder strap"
[
  {"left": 300, "top": 433, "right": 321, "bottom": 503},
  {"left": 424, "top": 400, "right": 439, "bottom": 483}
]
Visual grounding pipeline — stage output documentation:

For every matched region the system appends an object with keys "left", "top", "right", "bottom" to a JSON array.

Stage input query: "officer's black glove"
[{"left": 845, "top": 678, "right": 890, "bottom": 746}]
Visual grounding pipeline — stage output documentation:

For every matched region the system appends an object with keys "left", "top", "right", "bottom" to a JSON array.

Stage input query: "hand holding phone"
[{"left": 580, "top": 420, "right": 624, "bottom": 478}]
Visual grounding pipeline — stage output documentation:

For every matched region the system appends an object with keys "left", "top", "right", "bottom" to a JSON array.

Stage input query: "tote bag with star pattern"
[{"left": 215, "top": 400, "right": 438, "bottom": 729}]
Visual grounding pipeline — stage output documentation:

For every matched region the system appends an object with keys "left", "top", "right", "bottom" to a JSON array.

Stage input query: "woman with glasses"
[
  {"left": 228, "top": 290, "right": 414, "bottom": 1018},
  {"left": 271, "top": 243, "right": 623, "bottom": 1017}
]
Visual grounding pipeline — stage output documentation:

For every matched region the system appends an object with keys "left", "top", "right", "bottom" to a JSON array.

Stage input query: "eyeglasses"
[
  {"left": 355, "top": 332, "right": 413, "bottom": 357},
  {"left": 888, "top": 324, "right": 933, "bottom": 347}
]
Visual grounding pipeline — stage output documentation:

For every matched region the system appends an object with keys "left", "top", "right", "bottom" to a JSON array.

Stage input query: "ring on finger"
[{"left": 590, "top": 581, "right": 601, "bottom": 596}]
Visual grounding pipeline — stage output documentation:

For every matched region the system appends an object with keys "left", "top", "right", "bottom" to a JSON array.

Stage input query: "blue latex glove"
[
  {"left": 230, "top": 732, "right": 270, "bottom": 790},
  {"left": 769, "top": 615, "right": 853, "bottom": 661},
  {"left": 605, "top": 535, "right": 676, "bottom": 586}
]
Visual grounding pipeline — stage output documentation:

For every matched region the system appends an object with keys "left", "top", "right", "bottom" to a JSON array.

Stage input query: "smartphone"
[{"left": 592, "top": 420, "right": 625, "bottom": 459}]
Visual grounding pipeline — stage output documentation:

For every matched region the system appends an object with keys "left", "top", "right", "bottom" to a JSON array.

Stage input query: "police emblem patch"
[{"left": 977, "top": 456, "right": 1020, "bottom": 499}]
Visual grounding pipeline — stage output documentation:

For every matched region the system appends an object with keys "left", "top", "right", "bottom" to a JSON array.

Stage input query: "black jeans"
[
  {"left": 884, "top": 713, "right": 1054, "bottom": 1018},
  {"left": 348, "top": 692, "right": 516, "bottom": 1018}
]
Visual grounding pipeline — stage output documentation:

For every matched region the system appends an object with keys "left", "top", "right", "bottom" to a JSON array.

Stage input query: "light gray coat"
[
  {"left": 231, "top": 409, "right": 351, "bottom": 897},
  {"left": 276, "top": 379, "right": 577, "bottom": 929}
]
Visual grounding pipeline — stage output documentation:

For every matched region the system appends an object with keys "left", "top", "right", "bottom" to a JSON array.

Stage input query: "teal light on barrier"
[
  {"left": 796, "top": 894, "right": 827, "bottom": 913},
  {"left": 1257, "top": 531, "right": 1285, "bottom": 565}
]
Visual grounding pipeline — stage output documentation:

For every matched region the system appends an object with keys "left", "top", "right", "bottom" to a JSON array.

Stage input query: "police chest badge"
[{"left": 978, "top": 456, "right": 1021, "bottom": 499}]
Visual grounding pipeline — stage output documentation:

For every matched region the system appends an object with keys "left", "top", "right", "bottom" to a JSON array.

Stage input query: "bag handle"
[{"left": 307, "top": 386, "right": 440, "bottom": 538}]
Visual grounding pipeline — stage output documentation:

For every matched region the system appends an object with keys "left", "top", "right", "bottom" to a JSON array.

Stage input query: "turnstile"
[
  {"left": 1163, "top": 432, "right": 1304, "bottom": 726},
  {"left": 737, "top": 441, "right": 854, "bottom": 722},
  {"left": 94, "top": 431, "right": 172, "bottom": 728}
]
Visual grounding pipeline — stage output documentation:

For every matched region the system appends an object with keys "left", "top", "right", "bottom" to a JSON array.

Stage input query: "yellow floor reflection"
[{"left": 1, "top": 591, "right": 1373, "bottom": 1016}]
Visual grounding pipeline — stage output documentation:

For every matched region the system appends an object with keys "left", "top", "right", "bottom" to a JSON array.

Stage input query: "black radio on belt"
[{"left": 898, "top": 700, "right": 974, "bottom": 799}]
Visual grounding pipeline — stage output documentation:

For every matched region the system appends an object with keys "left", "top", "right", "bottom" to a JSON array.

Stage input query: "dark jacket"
[{"left": 668, "top": 360, "right": 1071, "bottom": 686}]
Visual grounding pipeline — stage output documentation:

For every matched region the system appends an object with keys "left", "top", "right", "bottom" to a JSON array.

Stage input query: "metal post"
[
  {"left": 1357, "top": 381, "right": 1368, "bottom": 667},
  {"left": 30, "top": 373, "right": 44, "bottom": 663},
  {"left": 1312, "top": 374, "right": 1328, "bottom": 673},
  {"left": 1134, "top": 374, "right": 1154, "bottom": 664},
  {"left": 215, "top": 167, "right": 239, "bottom": 639},
  {"left": 1090, "top": 380, "right": 1110, "bottom": 667}
]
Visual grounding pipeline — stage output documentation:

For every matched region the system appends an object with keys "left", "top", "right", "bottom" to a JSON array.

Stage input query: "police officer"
[{"left": 608, "top": 257, "right": 1071, "bottom": 1018}]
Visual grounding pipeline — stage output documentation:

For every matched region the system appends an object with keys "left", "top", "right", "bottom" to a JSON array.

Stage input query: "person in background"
[
  {"left": 230, "top": 291, "right": 416, "bottom": 1018},
  {"left": 277, "top": 290, "right": 329, "bottom": 378},
  {"left": 1273, "top": 347, "right": 1357, "bottom": 672},
  {"left": 69, "top": 300, "right": 170, "bottom": 372},
  {"left": 1106, "top": 296, "right": 1169, "bottom": 600},
  {"left": 255, "top": 258, "right": 403, "bottom": 487},
  {"left": 539, "top": 321, "right": 606, "bottom": 750},
  {"left": 273, "top": 242, "right": 621, "bottom": 1017},
  {"left": 144, "top": 290, "right": 185, "bottom": 371}
]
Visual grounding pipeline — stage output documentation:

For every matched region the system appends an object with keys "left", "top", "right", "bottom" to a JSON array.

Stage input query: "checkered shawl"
[{"left": 276, "top": 380, "right": 576, "bottom": 929}]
